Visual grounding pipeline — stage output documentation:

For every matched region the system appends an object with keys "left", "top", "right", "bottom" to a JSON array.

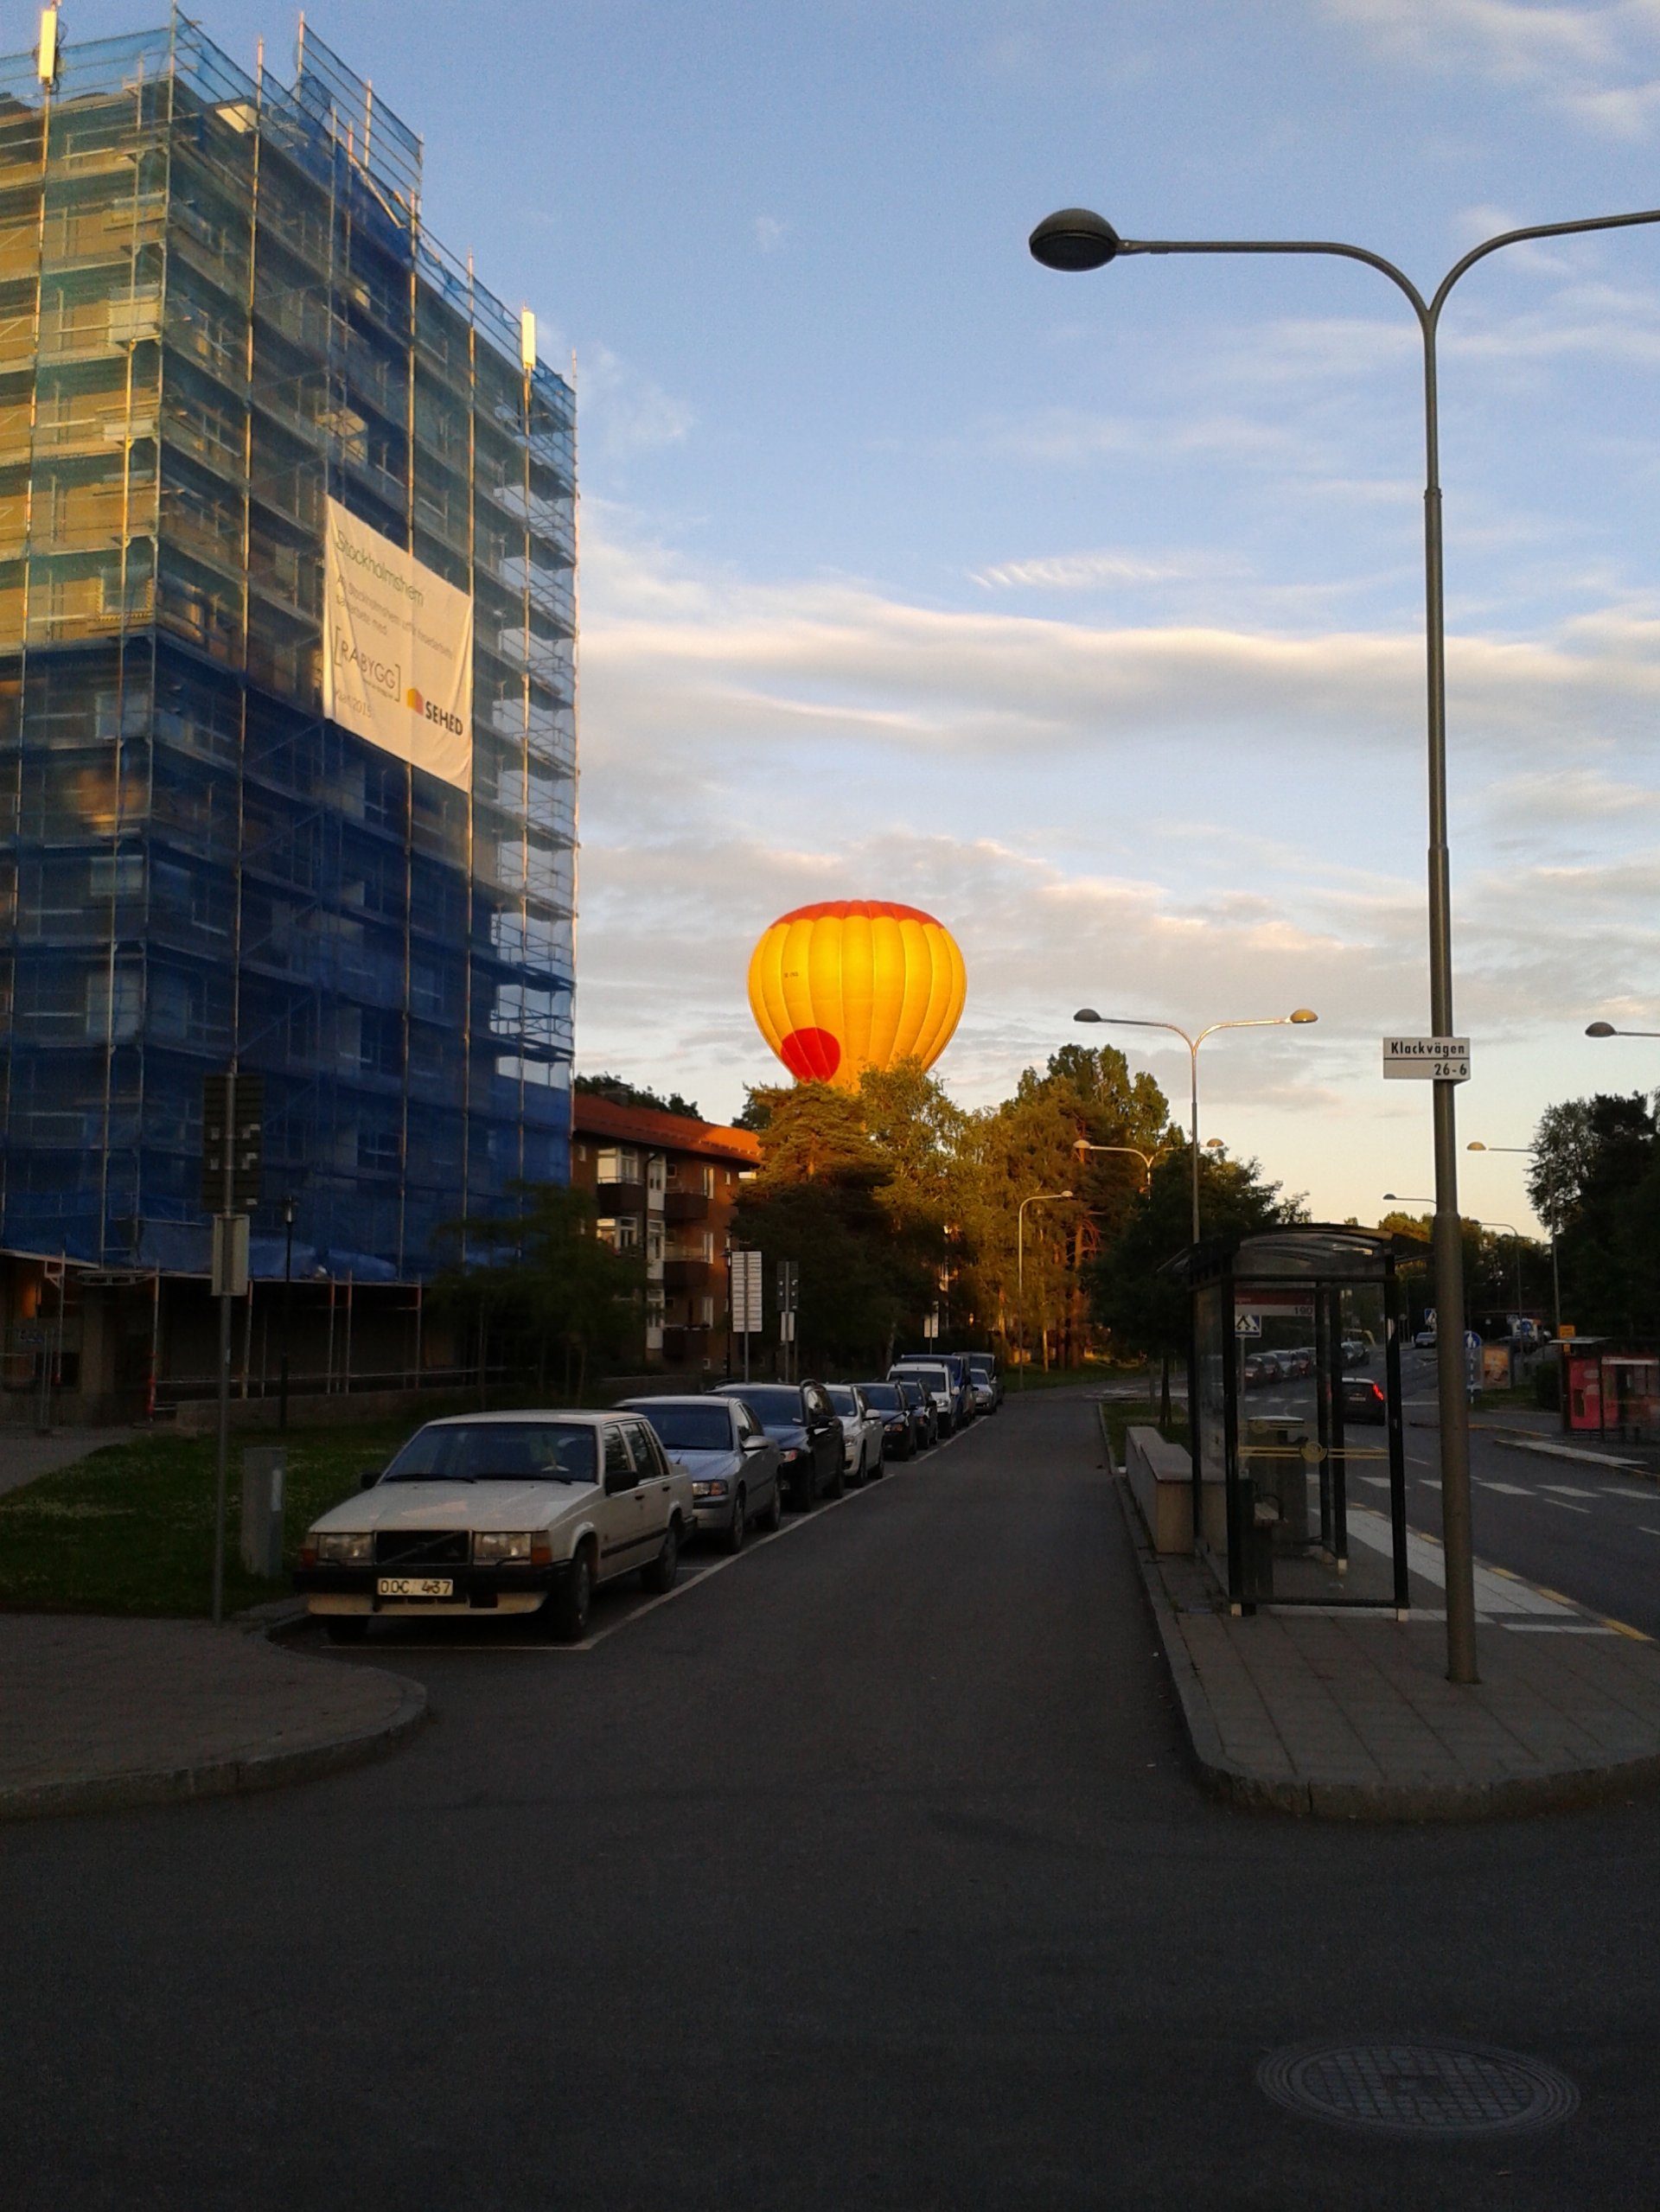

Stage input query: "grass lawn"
[
  {"left": 0, "top": 1418, "right": 417, "bottom": 1618},
  {"left": 1097, "top": 1398, "right": 1190, "bottom": 1465}
]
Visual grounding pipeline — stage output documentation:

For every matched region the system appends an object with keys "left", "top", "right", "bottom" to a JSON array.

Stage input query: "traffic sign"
[
  {"left": 1382, "top": 1036, "right": 1471, "bottom": 1082},
  {"left": 730, "top": 1249, "right": 763, "bottom": 1335},
  {"left": 1235, "top": 1313, "right": 1261, "bottom": 1336},
  {"left": 202, "top": 1071, "right": 265, "bottom": 1213}
]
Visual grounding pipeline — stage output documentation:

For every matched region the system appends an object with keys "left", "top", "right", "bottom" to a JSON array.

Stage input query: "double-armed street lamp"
[
  {"left": 1072, "top": 1138, "right": 1159, "bottom": 1190},
  {"left": 1016, "top": 1188, "right": 1074, "bottom": 1386},
  {"left": 1031, "top": 198, "right": 1660, "bottom": 1686},
  {"left": 1073, "top": 1008, "right": 1317, "bottom": 1243},
  {"left": 1383, "top": 1193, "right": 1526, "bottom": 1316}
]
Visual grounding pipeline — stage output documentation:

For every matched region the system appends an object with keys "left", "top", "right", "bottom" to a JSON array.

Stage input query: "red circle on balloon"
[{"left": 778, "top": 1027, "right": 841, "bottom": 1081}]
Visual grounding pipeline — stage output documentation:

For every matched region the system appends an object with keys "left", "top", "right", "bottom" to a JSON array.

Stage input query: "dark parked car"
[
  {"left": 711, "top": 1380, "right": 844, "bottom": 1508},
  {"left": 1242, "top": 1353, "right": 1269, "bottom": 1390},
  {"left": 858, "top": 1380, "right": 917, "bottom": 1461},
  {"left": 893, "top": 1375, "right": 938, "bottom": 1451},
  {"left": 1341, "top": 1375, "right": 1388, "bottom": 1425}
]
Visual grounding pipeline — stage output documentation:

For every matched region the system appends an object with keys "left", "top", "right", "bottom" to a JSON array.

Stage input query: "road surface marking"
[
  {"left": 1537, "top": 1483, "right": 1598, "bottom": 1498},
  {"left": 1477, "top": 1481, "right": 1530, "bottom": 1495},
  {"left": 1542, "top": 1498, "right": 1590, "bottom": 1514}
]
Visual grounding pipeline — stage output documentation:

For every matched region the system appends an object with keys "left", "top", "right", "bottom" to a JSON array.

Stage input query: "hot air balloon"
[{"left": 747, "top": 900, "right": 967, "bottom": 1090}]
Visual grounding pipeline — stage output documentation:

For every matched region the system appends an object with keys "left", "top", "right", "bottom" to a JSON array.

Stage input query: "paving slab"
[
  {"left": 1114, "top": 1475, "right": 1660, "bottom": 1821},
  {"left": 0, "top": 1613, "right": 427, "bottom": 1820}
]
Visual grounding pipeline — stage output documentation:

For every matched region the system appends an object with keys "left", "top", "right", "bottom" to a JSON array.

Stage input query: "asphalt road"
[
  {"left": 1248, "top": 1346, "right": 1660, "bottom": 1639},
  {"left": 5, "top": 1387, "right": 1660, "bottom": 2209}
]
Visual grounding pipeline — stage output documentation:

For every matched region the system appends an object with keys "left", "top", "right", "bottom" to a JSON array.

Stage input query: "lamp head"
[
  {"left": 1382, "top": 1192, "right": 1399, "bottom": 1202},
  {"left": 1029, "top": 208, "right": 1122, "bottom": 271},
  {"left": 1289, "top": 1008, "right": 1318, "bottom": 1024},
  {"left": 1074, "top": 1007, "right": 1101, "bottom": 1023},
  {"left": 1466, "top": 1142, "right": 1487, "bottom": 1152},
  {"left": 1586, "top": 1021, "right": 1617, "bottom": 1037}
]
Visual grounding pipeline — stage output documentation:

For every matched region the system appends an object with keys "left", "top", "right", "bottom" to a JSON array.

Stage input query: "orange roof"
[{"left": 572, "top": 1092, "right": 760, "bottom": 1165}]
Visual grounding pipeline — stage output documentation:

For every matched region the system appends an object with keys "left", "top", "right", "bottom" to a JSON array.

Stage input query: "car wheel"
[
  {"left": 872, "top": 1445, "right": 886, "bottom": 1480},
  {"left": 824, "top": 1455, "right": 844, "bottom": 1500},
  {"left": 725, "top": 1488, "right": 747, "bottom": 1554},
  {"left": 642, "top": 1520, "right": 680, "bottom": 1594},
  {"left": 847, "top": 1444, "right": 866, "bottom": 1489},
  {"left": 762, "top": 1479, "right": 784, "bottom": 1532},
  {"left": 324, "top": 1616, "right": 368, "bottom": 1646},
  {"left": 546, "top": 1546, "right": 593, "bottom": 1641},
  {"left": 793, "top": 1462, "right": 818, "bottom": 1511}
]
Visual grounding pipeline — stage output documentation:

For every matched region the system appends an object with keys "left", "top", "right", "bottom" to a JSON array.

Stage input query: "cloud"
[
  {"left": 573, "top": 344, "right": 693, "bottom": 458},
  {"left": 971, "top": 550, "right": 1230, "bottom": 590},
  {"left": 1322, "top": 0, "right": 1660, "bottom": 137},
  {"left": 753, "top": 214, "right": 787, "bottom": 253}
]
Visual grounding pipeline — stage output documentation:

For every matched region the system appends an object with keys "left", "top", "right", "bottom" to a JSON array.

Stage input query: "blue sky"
[{"left": 67, "top": 1, "right": 1660, "bottom": 1230}]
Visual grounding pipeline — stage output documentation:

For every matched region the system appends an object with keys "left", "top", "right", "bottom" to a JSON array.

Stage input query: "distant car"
[
  {"left": 618, "top": 1393, "right": 782, "bottom": 1552},
  {"left": 711, "top": 1380, "right": 844, "bottom": 1509},
  {"left": 897, "top": 1350, "right": 974, "bottom": 1426},
  {"left": 1341, "top": 1376, "right": 1388, "bottom": 1426},
  {"left": 967, "top": 1371, "right": 996, "bottom": 1416},
  {"left": 1242, "top": 1353, "right": 1269, "bottom": 1390},
  {"left": 893, "top": 1375, "right": 938, "bottom": 1451},
  {"left": 1414, "top": 1328, "right": 1436, "bottom": 1348},
  {"left": 826, "top": 1383, "right": 885, "bottom": 1485},
  {"left": 1340, "top": 1336, "right": 1370, "bottom": 1368},
  {"left": 965, "top": 1352, "right": 1003, "bottom": 1410},
  {"left": 295, "top": 1410, "right": 695, "bottom": 1643},
  {"left": 891, "top": 1361, "right": 955, "bottom": 1435},
  {"left": 857, "top": 1380, "right": 916, "bottom": 1460}
]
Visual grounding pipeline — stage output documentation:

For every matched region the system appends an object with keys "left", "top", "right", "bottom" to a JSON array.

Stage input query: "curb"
[
  {"left": 0, "top": 1659, "right": 428, "bottom": 1824},
  {"left": 1109, "top": 1474, "right": 1660, "bottom": 1823},
  {"left": 1489, "top": 1431, "right": 1657, "bottom": 1481}
]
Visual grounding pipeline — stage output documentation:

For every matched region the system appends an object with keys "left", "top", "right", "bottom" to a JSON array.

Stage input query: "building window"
[
  {"left": 597, "top": 1146, "right": 639, "bottom": 1183},
  {"left": 698, "top": 1295, "right": 714, "bottom": 1328},
  {"left": 646, "top": 1153, "right": 665, "bottom": 1195}
]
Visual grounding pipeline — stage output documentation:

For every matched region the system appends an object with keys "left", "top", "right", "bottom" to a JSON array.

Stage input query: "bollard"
[{"left": 240, "top": 1445, "right": 286, "bottom": 1580}]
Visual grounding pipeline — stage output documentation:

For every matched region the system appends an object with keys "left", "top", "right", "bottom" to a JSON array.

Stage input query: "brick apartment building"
[{"left": 570, "top": 1094, "right": 760, "bottom": 1372}]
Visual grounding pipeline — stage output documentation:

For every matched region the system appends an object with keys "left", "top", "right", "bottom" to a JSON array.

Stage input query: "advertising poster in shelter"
[{"left": 322, "top": 495, "right": 473, "bottom": 789}]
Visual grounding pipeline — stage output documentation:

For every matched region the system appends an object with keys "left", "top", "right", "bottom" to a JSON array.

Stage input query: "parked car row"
[
  {"left": 1242, "top": 1337, "right": 1374, "bottom": 1390},
  {"left": 293, "top": 1360, "right": 1002, "bottom": 1646}
]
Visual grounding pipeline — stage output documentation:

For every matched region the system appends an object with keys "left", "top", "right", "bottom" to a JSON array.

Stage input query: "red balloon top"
[{"left": 773, "top": 899, "right": 941, "bottom": 927}]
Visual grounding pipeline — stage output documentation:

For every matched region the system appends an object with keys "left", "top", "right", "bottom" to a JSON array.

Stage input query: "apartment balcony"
[
  {"left": 596, "top": 1178, "right": 645, "bottom": 1216},
  {"left": 662, "top": 1189, "right": 710, "bottom": 1224},
  {"left": 663, "top": 1257, "right": 715, "bottom": 1294}
]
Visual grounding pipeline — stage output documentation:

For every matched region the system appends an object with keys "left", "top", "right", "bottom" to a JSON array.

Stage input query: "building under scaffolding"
[{"left": 0, "top": 10, "right": 577, "bottom": 1360}]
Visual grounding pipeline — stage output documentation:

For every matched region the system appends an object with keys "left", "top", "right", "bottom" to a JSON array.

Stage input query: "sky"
[{"left": 66, "top": 0, "right": 1660, "bottom": 1232}]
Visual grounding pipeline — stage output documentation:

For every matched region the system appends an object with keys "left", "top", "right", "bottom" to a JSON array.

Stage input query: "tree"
[
  {"left": 1529, "top": 1092, "right": 1660, "bottom": 1336},
  {"left": 1090, "top": 1148, "right": 1299, "bottom": 1416},
  {"left": 431, "top": 1184, "right": 645, "bottom": 1402}
]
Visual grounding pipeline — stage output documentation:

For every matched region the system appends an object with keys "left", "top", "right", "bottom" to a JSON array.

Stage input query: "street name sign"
[{"left": 1382, "top": 1036, "right": 1471, "bottom": 1082}]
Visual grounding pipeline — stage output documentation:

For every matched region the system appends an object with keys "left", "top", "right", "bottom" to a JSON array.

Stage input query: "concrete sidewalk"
[
  {"left": 0, "top": 1425, "right": 130, "bottom": 1501},
  {"left": 1116, "top": 1477, "right": 1660, "bottom": 1820},
  {"left": 0, "top": 1613, "right": 427, "bottom": 1820}
]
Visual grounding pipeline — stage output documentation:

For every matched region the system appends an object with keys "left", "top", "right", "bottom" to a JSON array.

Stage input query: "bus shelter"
[{"left": 1164, "top": 1227, "right": 1409, "bottom": 1616}]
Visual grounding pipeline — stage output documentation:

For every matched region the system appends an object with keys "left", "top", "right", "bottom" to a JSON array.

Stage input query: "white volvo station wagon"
[{"left": 296, "top": 1411, "right": 695, "bottom": 1643}]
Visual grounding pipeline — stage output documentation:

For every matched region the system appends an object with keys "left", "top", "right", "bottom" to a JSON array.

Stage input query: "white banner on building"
[{"left": 322, "top": 496, "right": 473, "bottom": 789}]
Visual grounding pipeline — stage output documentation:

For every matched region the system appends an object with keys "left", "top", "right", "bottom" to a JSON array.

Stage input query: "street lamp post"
[
  {"left": 1587, "top": 1021, "right": 1660, "bottom": 1041},
  {"left": 1072, "top": 1138, "right": 1159, "bottom": 1190},
  {"left": 278, "top": 1195, "right": 296, "bottom": 1434},
  {"left": 1016, "top": 1189, "right": 1073, "bottom": 1386},
  {"left": 1032, "top": 202, "right": 1660, "bottom": 1684},
  {"left": 1467, "top": 1141, "right": 1560, "bottom": 1335},
  {"left": 1073, "top": 1009, "right": 1317, "bottom": 1242}
]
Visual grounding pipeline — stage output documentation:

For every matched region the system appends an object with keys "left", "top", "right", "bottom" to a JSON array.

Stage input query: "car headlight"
[
  {"left": 474, "top": 1531, "right": 535, "bottom": 1565},
  {"left": 692, "top": 1479, "right": 729, "bottom": 1500},
  {"left": 315, "top": 1530, "right": 374, "bottom": 1565}
]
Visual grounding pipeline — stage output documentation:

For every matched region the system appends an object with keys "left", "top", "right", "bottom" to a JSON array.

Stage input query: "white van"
[{"left": 890, "top": 1361, "right": 954, "bottom": 1436}]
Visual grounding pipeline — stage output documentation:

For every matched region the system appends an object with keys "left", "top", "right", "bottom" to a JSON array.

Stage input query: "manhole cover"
[{"left": 1257, "top": 2039, "right": 1579, "bottom": 2138}]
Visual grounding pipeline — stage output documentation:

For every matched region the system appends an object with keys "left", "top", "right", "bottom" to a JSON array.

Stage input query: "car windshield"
[
  {"left": 862, "top": 1384, "right": 901, "bottom": 1410},
  {"left": 967, "top": 1356, "right": 993, "bottom": 1376},
  {"left": 895, "top": 1382, "right": 923, "bottom": 1406},
  {"left": 721, "top": 1386, "right": 801, "bottom": 1421},
  {"left": 897, "top": 1367, "right": 948, "bottom": 1392},
  {"left": 383, "top": 1421, "right": 597, "bottom": 1484},
  {"left": 633, "top": 1404, "right": 732, "bottom": 1453},
  {"left": 826, "top": 1386, "right": 858, "bottom": 1413}
]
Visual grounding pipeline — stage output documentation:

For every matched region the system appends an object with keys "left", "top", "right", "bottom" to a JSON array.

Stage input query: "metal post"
[
  {"left": 212, "top": 1072, "right": 235, "bottom": 1627},
  {"left": 1187, "top": 1041, "right": 1201, "bottom": 1246},
  {"left": 342, "top": 1271, "right": 354, "bottom": 1399},
  {"left": 147, "top": 1265, "right": 160, "bottom": 1424},
  {"left": 51, "top": 1256, "right": 66, "bottom": 1429},
  {"left": 278, "top": 1195, "right": 294, "bottom": 1432}
]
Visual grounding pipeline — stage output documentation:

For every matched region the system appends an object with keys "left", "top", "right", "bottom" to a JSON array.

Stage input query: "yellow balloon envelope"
[{"left": 747, "top": 901, "right": 967, "bottom": 1089}]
